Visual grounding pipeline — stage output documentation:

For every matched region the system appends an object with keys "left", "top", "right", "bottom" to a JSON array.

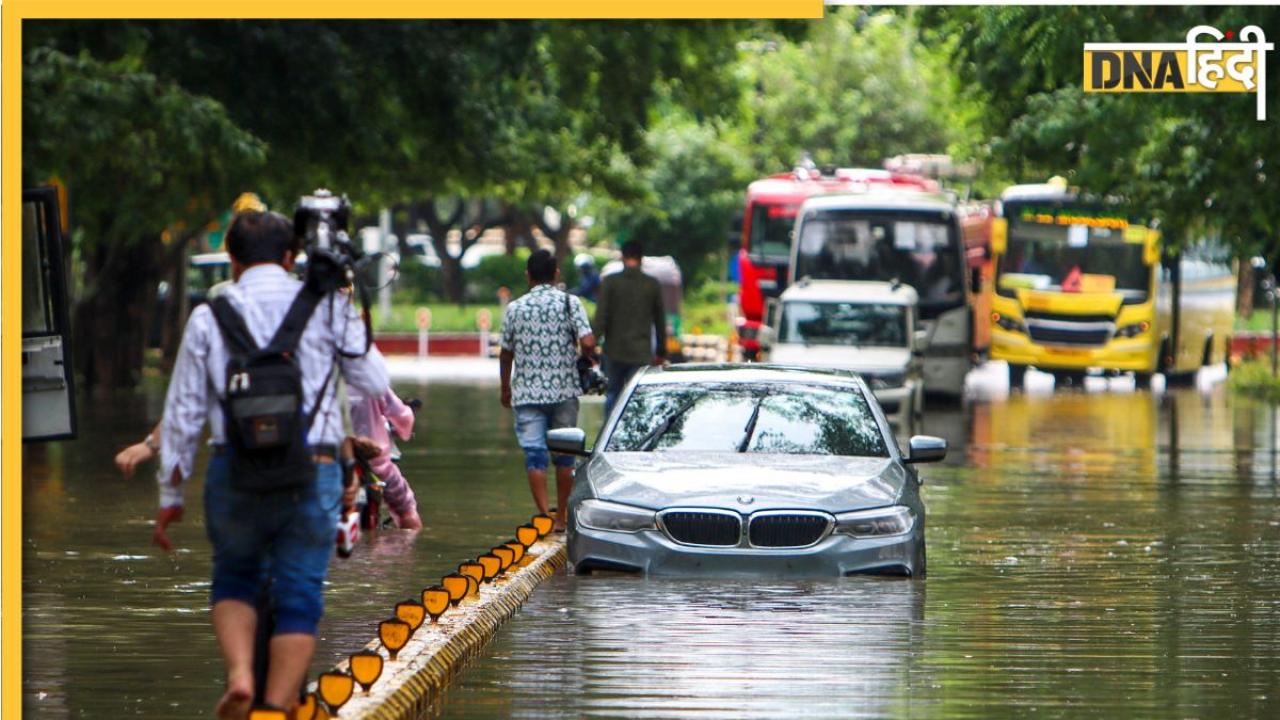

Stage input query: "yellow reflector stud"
[
  {"left": 504, "top": 540, "right": 526, "bottom": 564},
  {"left": 349, "top": 650, "right": 384, "bottom": 693},
  {"left": 296, "top": 692, "right": 322, "bottom": 720},
  {"left": 491, "top": 545, "right": 515, "bottom": 571},
  {"left": 395, "top": 600, "right": 426, "bottom": 632},
  {"left": 477, "top": 554, "right": 502, "bottom": 581},
  {"left": 317, "top": 671, "right": 355, "bottom": 715},
  {"left": 516, "top": 524, "right": 539, "bottom": 548},
  {"left": 422, "top": 585, "right": 451, "bottom": 622},
  {"left": 441, "top": 573, "right": 469, "bottom": 605},
  {"left": 458, "top": 561, "right": 485, "bottom": 586},
  {"left": 465, "top": 573, "right": 480, "bottom": 597},
  {"left": 379, "top": 618, "right": 412, "bottom": 660},
  {"left": 248, "top": 708, "right": 287, "bottom": 720},
  {"left": 531, "top": 514, "right": 554, "bottom": 537}
]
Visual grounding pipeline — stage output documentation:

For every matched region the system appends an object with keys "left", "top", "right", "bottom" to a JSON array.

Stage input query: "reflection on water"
[{"left": 23, "top": 377, "right": 1280, "bottom": 718}]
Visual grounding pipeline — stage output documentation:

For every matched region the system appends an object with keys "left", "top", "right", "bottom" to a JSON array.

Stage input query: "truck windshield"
[
  {"left": 780, "top": 301, "right": 907, "bottom": 348},
  {"left": 997, "top": 221, "right": 1150, "bottom": 301},
  {"left": 748, "top": 202, "right": 798, "bottom": 261},
  {"left": 793, "top": 210, "right": 962, "bottom": 310}
]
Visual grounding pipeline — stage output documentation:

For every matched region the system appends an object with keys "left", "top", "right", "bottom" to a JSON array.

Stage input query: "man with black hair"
[
  {"left": 593, "top": 240, "right": 667, "bottom": 415},
  {"left": 499, "top": 249, "right": 596, "bottom": 532},
  {"left": 155, "top": 210, "right": 388, "bottom": 719}
]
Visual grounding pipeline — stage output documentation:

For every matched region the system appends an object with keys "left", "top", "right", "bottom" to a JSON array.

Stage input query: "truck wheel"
[{"left": 1134, "top": 371, "right": 1154, "bottom": 389}]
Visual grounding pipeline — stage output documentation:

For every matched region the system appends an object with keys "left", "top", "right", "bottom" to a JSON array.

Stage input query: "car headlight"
[
  {"left": 991, "top": 311, "right": 1026, "bottom": 334},
  {"left": 576, "top": 499, "right": 657, "bottom": 533},
  {"left": 868, "top": 372, "right": 907, "bottom": 389},
  {"left": 1115, "top": 321, "right": 1149, "bottom": 338},
  {"left": 832, "top": 506, "right": 915, "bottom": 538}
]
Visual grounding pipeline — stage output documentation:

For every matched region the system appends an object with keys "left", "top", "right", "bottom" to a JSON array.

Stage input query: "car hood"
[
  {"left": 768, "top": 345, "right": 911, "bottom": 375},
  {"left": 586, "top": 451, "right": 908, "bottom": 514}
]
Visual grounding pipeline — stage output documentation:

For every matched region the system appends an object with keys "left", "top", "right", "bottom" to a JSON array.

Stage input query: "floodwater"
[{"left": 22, "top": 368, "right": 1280, "bottom": 718}]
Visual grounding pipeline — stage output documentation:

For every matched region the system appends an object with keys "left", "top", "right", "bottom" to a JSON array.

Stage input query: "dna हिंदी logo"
[{"left": 1083, "top": 25, "right": 1273, "bottom": 121}]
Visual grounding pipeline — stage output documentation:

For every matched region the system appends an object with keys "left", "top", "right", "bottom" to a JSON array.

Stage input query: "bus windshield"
[
  {"left": 780, "top": 301, "right": 908, "bottom": 348},
  {"left": 748, "top": 202, "right": 798, "bottom": 261},
  {"left": 997, "top": 221, "right": 1150, "bottom": 301},
  {"left": 793, "top": 210, "right": 962, "bottom": 308}
]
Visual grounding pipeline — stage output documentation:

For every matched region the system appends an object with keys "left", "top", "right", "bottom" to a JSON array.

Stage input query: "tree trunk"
[
  {"left": 160, "top": 236, "right": 194, "bottom": 370},
  {"left": 1238, "top": 260, "right": 1256, "bottom": 318},
  {"left": 75, "top": 234, "right": 163, "bottom": 395}
]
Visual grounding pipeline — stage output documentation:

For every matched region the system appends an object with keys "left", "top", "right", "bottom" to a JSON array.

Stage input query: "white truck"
[{"left": 763, "top": 279, "right": 925, "bottom": 429}]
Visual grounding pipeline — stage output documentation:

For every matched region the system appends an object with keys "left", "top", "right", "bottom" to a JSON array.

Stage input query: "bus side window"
[{"left": 22, "top": 186, "right": 78, "bottom": 441}]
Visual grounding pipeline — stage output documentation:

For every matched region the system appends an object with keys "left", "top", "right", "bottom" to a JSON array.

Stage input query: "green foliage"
[
  {"left": 467, "top": 249, "right": 531, "bottom": 303},
  {"left": 22, "top": 47, "right": 266, "bottom": 255},
  {"left": 921, "top": 6, "right": 1280, "bottom": 254},
  {"left": 393, "top": 261, "right": 443, "bottom": 304},
  {"left": 1228, "top": 360, "right": 1280, "bottom": 403},
  {"left": 740, "top": 9, "right": 983, "bottom": 173}
]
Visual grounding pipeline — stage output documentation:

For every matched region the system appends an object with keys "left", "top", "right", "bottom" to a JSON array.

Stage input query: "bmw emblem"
[{"left": 738, "top": 495, "right": 755, "bottom": 505}]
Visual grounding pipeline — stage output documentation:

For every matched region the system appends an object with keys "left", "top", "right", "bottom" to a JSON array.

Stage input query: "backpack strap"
[
  {"left": 209, "top": 296, "right": 260, "bottom": 358},
  {"left": 262, "top": 286, "right": 325, "bottom": 356}
]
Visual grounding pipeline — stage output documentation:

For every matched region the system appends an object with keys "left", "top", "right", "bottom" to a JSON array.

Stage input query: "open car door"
[{"left": 22, "top": 186, "right": 77, "bottom": 441}]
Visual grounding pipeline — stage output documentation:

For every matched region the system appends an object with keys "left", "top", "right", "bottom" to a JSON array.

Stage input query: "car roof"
[
  {"left": 780, "top": 280, "right": 918, "bottom": 306},
  {"left": 800, "top": 191, "right": 955, "bottom": 215},
  {"left": 635, "top": 363, "right": 865, "bottom": 388}
]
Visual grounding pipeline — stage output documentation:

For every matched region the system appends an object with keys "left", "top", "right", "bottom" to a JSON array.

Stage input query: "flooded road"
[{"left": 22, "top": 370, "right": 1280, "bottom": 718}]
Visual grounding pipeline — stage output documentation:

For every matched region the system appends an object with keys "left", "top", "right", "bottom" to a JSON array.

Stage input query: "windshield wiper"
[
  {"left": 737, "top": 396, "right": 765, "bottom": 453},
  {"left": 638, "top": 399, "right": 698, "bottom": 451}
]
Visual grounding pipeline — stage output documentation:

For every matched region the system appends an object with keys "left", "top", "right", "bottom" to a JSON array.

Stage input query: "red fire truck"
[{"left": 735, "top": 165, "right": 940, "bottom": 358}]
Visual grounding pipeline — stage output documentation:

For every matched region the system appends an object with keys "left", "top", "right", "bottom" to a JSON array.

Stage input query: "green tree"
[{"left": 23, "top": 47, "right": 265, "bottom": 390}]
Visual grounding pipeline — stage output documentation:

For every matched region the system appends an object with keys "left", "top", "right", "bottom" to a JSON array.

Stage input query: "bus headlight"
[
  {"left": 991, "top": 312, "right": 1026, "bottom": 334},
  {"left": 576, "top": 500, "right": 657, "bottom": 533},
  {"left": 833, "top": 506, "right": 915, "bottom": 538},
  {"left": 1115, "top": 321, "right": 1150, "bottom": 338}
]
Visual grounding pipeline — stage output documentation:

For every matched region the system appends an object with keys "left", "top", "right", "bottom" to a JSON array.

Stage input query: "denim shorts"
[
  {"left": 203, "top": 453, "right": 343, "bottom": 636},
  {"left": 514, "top": 397, "right": 580, "bottom": 470}
]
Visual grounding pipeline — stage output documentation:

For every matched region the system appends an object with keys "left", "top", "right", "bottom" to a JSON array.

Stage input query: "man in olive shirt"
[{"left": 593, "top": 240, "right": 667, "bottom": 415}]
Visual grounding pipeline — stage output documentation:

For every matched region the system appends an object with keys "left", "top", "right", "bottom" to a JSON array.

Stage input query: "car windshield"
[
  {"left": 606, "top": 382, "right": 887, "bottom": 457},
  {"left": 779, "top": 301, "right": 907, "bottom": 347},
  {"left": 998, "top": 220, "right": 1150, "bottom": 300},
  {"left": 793, "top": 210, "right": 962, "bottom": 309}
]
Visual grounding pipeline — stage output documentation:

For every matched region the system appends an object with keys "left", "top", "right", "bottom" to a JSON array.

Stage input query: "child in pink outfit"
[{"left": 349, "top": 387, "right": 422, "bottom": 529}]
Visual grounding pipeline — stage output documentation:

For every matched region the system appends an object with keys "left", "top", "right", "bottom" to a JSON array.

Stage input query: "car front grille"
[
  {"left": 1026, "top": 324, "right": 1113, "bottom": 347},
  {"left": 749, "top": 513, "right": 832, "bottom": 547},
  {"left": 660, "top": 510, "right": 741, "bottom": 546}
]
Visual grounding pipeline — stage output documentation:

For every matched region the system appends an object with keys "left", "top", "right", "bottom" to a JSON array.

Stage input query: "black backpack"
[{"left": 209, "top": 287, "right": 327, "bottom": 492}]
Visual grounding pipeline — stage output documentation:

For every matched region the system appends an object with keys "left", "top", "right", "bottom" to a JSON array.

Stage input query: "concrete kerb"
[{"left": 311, "top": 536, "right": 567, "bottom": 719}]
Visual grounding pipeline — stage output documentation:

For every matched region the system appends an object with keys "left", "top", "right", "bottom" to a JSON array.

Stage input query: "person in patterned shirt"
[{"left": 500, "top": 249, "right": 597, "bottom": 532}]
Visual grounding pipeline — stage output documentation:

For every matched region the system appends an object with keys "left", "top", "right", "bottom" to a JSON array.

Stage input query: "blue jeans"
[
  {"left": 514, "top": 398, "right": 580, "bottom": 470},
  {"left": 604, "top": 359, "right": 643, "bottom": 418},
  {"left": 203, "top": 453, "right": 343, "bottom": 636}
]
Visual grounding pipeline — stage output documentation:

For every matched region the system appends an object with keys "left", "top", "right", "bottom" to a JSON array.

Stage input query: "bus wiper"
[
  {"left": 638, "top": 399, "right": 698, "bottom": 451},
  {"left": 737, "top": 396, "right": 765, "bottom": 453}
]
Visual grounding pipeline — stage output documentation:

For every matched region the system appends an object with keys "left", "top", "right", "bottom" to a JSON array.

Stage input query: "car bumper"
[
  {"left": 991, "top": 329, "right": 1155, "bottom": 372},
  {"left": 568, "top": 524, "right": 923, "bottom": 577}
]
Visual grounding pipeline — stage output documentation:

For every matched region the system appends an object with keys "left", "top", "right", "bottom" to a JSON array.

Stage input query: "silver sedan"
[{"left": 552, "top": 364, "right": 945, "bottom": 577}]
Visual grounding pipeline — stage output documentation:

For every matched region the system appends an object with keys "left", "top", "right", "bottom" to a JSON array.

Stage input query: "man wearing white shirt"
[{"left": 156, "top": 210, "right": 389, "bottom": 718}]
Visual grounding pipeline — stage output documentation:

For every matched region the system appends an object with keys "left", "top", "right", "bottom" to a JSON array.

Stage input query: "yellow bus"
[{"left": 989, "top": 181, "right": 1235, "bottom": 389}]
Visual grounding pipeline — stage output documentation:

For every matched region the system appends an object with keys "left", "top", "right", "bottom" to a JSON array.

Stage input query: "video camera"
[{"left": 294, "top": 189, "right": 360, "bottom": 296}]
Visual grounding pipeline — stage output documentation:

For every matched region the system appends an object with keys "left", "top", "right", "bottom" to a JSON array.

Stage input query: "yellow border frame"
[{"left": 1, "top": 1, "right": 822, "bottom": 717}]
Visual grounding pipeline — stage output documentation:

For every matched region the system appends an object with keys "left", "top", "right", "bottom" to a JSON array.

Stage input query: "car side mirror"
[
  {"left": 547, "top": 427, "right": 590, "bottom": 456},
  {"left": 905, "top": 435, "right": 947, "bottom": 464}
]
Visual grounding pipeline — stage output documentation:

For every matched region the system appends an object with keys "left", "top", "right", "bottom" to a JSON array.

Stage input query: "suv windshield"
[
  {"left": 607, "top": 382, "right": 887, "bottom": 457},
  {"left": 780, "top": 301, "right": 907, "bottom": 347},
  {"left": 793, "top": 210, "right": 962, "bottom": 309}
]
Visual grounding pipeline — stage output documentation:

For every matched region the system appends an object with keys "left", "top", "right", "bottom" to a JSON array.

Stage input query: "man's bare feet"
[{"left": 215, "top": 669, "right": 254, "bottom": 720}]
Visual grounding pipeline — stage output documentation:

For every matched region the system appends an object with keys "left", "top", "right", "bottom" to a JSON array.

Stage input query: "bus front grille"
[{"left": 1027, "top": 323, "right": 1113, "bottom": 346}]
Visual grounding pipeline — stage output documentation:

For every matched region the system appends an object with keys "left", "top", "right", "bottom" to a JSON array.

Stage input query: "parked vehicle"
[
  {"left": 555, "top": 364, "right": 945, "bottom": 577},
  {"left": 763, "top": 280, "right": 924, "bottom": 429},
  {"left": 22, "top": 186, "right": 77, "bottom": 441}
]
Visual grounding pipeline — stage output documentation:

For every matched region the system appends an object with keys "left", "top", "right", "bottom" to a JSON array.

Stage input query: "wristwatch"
[{"left": 144, "top": 433, "right": 159, "bottom": 452}]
